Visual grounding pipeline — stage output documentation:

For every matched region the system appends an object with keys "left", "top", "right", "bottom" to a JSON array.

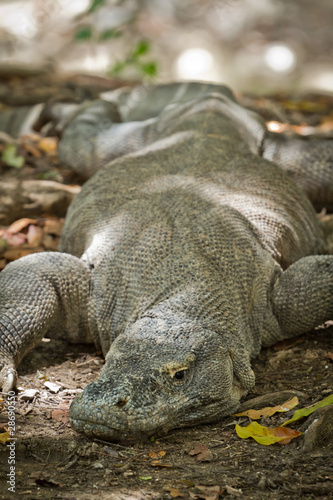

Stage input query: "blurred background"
[
  {"left": 0, "top": 0, "right": 332, "bottom": 94},
  {"left": 0, "top": 0, "right": 332, "bottom": 263}
]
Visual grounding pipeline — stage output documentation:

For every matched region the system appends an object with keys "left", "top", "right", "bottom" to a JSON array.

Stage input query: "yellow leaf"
[
  {"left": 37, "top": 371, "right": 48, "bottom": 381},
  {"left": 236, "top": 421, "right": 301, "bottom": 445},
  {"left": 149, "top": 450, "right": 166, "bottom": 459},
  {"left": 234, "top": 396, "right": 299, "bottom": 419},
  {"left": 150, "top": 460, "right": 173, "bottom": 467},
  {"left": 38, "top": 137, "right": 58, "bottom": 155},
  {"left": 0, "top": 430, "right": 12, "bottom": 444},
  {"left": 282, "top": 394, "right": 333, "bottom": 426},
  {"left": 167, "top": 488, "right": 187, "bottom": 498}
]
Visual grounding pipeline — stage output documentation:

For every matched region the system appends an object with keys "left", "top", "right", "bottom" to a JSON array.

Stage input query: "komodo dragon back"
[{"left": 0, "top": 82, "right": 332, "bottom": 440}]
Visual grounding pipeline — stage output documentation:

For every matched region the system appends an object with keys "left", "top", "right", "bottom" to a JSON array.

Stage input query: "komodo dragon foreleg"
[
  {"left": 0, "top": 253, "right": 91, "bottom": 392},
  {"left": 271, "top": 255, "right": 333, "bottom": 342}
]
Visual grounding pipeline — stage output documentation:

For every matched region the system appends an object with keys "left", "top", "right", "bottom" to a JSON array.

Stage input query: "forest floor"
[
  {"left": 0, "top": 327, "right": 332, "bottom": 499},
  {"left": 0, "top": 73, "right": 333, "bottom": 499}
]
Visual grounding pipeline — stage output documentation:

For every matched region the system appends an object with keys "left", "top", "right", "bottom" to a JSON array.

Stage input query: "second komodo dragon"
[{"left": 0, "top": 82, "right": 332, "bottom": 440}]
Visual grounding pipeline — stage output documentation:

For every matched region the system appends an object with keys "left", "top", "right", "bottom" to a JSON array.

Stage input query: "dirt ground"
[
  {"left": 0, "top": 74, "right": 333, "bottom": 499},
  {"left": 0, "top": 327, "right": 332, "bottom": 499}
]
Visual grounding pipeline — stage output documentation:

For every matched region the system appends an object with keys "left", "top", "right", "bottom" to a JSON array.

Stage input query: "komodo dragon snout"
[{"left": 70, "top": 314, "right": 254, "bottom": 439}]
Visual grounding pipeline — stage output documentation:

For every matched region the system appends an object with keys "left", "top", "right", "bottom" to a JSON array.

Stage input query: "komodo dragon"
[{"left": 0, "top": 82, "right": 333, "bottom": 441}]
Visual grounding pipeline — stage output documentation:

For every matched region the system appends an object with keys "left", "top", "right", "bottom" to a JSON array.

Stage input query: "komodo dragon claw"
[{"left": 0, "top": 366, "right": 17, "bottom": 394}]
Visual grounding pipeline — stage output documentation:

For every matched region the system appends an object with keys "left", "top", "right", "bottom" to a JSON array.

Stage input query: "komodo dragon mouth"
[
  {"left": 69, "top": 387, "right": 241, "bottom": 441},
  {"left": 70, "top": 397, "right": 173, "bottom": 440}
]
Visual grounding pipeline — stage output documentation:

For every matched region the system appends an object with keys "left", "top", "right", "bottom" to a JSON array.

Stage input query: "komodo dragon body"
[{"left": 0, "top": 82, "right": 333, "bottom": 440}]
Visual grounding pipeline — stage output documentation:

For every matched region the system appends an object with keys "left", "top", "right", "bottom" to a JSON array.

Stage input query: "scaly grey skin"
[{"left": 0, "top": 82, "right": 332, "bottom": 440}]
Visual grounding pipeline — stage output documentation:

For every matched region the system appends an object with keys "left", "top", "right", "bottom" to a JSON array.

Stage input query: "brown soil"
[{"left": 0, "top": 327, "right": 332, "bottom": 500}]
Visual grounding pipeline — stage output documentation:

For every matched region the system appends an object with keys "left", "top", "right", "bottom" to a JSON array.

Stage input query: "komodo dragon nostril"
[{"left": 115, "top": 398, "right": 129, "bottom": 409}]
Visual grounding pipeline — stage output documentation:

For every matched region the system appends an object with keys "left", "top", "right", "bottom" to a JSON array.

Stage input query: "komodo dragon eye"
[
  {"left": 174, "top": 370, "right": 186, "bottom": 381},
  {"left": 166, "top": 363, "right": 192, "bottom": 384}
]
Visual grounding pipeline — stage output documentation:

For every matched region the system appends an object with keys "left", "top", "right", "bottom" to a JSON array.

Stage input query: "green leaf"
[
  {"left": 74, "top": 26, "right": 92, "bottom": 41},
  {"left": 141, "top": 62, "right": 157, "bottom": 76},
  {"left": 282, "top": 394, "right": 333, "bottom": 426},
  {"left": 133, "top": 40, "right": 149, "bottom": 57},
  {"left": 108, "top": 39, "right": 158, "bottom": 79},
  {"left": 37, "top": 171, "right": 61, "bottom": 181},
  {"left": 1, "top": 144, "right": 24, "bottom": 168},
  {"left": 139, "top": 476, "right": 152, "bottom": 481},
  {"left": 0, "top": 238, "right": 8, "bottom": 253},
  {"left": 109, "top": 61, "right": 126, "bottom": 75},
  {"left": 99, "top": 29, "right": 122, "bottom": 41},
  {"left": 87, "top": 0, "right": 106, "bottom": 14}
]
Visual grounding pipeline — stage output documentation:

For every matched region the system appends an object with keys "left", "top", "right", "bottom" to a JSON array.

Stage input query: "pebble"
[
  {"left": 19, "top": 389, "right": 39, "bottom": 400},
  {"left": 44, "top": 381, "right": 62, "bottom": 393}
]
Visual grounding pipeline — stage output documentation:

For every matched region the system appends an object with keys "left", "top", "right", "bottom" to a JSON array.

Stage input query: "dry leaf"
[
  {"left": 234, "top": 397, "right": 299, "bottom": 419},
  {"left": 150, "top": 460, "right": 173, "bottom": 467},
  {"left": 189, "top": 444, "right": 213, "bottom": 462},
  {"left": 167, "top": 488, "right": 187, "bottom": 498},
  {"left": 225, "top": 485, "right": 242, "bottom": 496},
  {"left": 30, "top": 470, "right": 61, "bottom": 487},
  {"left": 328, "top": 352, "right": 333, "bottom": 361},
  {"left": 189, "top": 444, "right": 208, "bottom": 456},
  {"left": 22, "top": 141, "right": 42, "bottom": 158},
  {"left": 236, "top": 421, "right": 301, "bottom": 445},
  {"left": 52, "top": 409, "right": 69, "bottom": 424},
  {"left": 3, "top": 247, "right": 43, "bottom": 261},
  {"left": 220, "top": 430, "right": 232, "bottom": 438},
  {"left": 149, "top": 450, "right": 166, "bottom": 459},
  {"left": 38, "top": 137, "right": 58, "bottom": 155},
  {"left": 7, "top": 218, "right": 38, "bottom": 234},
  {"left": 1, "top": 231, "right": 26, "bottom": 247},
  {"left": 181, "top": 479, "right": 195, "bottom": 487},
  {"left": 43, "top": 218, "right": 64, "bottom": 236},
  {"left": 189, "top": 485, "right": 220, "bottom": 500},
  {"left": 27, "top": 225, "right": 43, "bottom": 246},
  {"left": 319, "top": 115, "right": 333, "bottom": 132}
]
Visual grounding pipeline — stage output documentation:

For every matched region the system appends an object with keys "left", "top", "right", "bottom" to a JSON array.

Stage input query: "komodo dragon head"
[{"left": 69, "top": 311, "right": 255, "bottom": 440}]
